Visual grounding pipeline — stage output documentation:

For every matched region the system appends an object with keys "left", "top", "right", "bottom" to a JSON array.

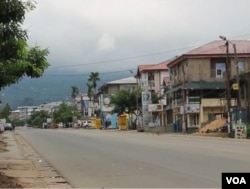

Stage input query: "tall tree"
[
  {"left": 86, "top": 83, "right": 93, "bottom": 101},
  {"left": 0, "top": 103, "right": 12, "bottom": 120},
  {"left": 0, "top": 0, "right": 50, "bottom": 90},
  {"left": 110, "top": 89, "right": 139, "bottom": 116},
  {"left": 27, "top": 110, "right": 48, "bottom": 128},
  {"left": 110, "top": 90, "right": 161, "bottom": 116},
  {"left": 71, "top": 86, "right": 79, "bottom": 121},
  {"left": 71, "top": 86, "right": 79, "bottom": 100},
  {"left": 53, "top": 102, "right": 73, "bottom": 126},
  {"left": 87, "top": 72, "right": 100, "bottom": 101}
]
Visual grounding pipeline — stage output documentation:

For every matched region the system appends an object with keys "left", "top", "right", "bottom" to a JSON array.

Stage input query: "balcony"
[
  {"left": 188, "top": 96, "right": 200, "bottom": 104},
  {"left": 148, "top": 80, "right": 155, "bottom": 88},
  {"left": 201, "top": 98, "right": 236, "bottom": 107}
]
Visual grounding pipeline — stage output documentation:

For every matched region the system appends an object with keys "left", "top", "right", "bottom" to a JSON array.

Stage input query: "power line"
[
  {"left": 44, "top": 33, "right": 250, "bottom": 76},
  {"left": 48, "top": 35, "right": 250, "bottom": 70},
  {"left": 44, "top": 69, "right": 136, "bottom": 77},
  {"left": 49, "top": 46, "right": 195, "bottom": 69}
]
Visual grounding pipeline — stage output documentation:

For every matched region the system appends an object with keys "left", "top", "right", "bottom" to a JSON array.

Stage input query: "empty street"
[{"left": 17, "top": 127, "right": 250, "bottom": 188}]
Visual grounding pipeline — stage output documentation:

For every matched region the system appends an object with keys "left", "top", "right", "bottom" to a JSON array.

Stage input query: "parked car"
[
  {"left": 4, "top": 123, "right": 13, "bottom": 131},
  {"left": 82, "top": 120, "right": 91, "bottom": 128},
  {"left": 0, "top": 124, "right": 5, "bottom": 133}
]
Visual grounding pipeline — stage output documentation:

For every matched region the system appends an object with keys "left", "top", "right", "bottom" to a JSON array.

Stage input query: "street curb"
[{"left": 1, "top": 131, "right": 73, "bottom": 188}]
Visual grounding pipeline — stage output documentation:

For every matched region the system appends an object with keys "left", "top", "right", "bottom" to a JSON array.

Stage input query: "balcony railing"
[
  {"left": 148, "top": 80, "right": 155, "bottom": 87},
  {"left": 172, "top": 96, "right": 200, "bottom": 107},
  {"left": 188, "top": 96, "right": 200, "bottom": 104}
]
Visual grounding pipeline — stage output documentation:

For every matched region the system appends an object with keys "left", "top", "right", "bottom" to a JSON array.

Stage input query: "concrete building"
[
  {"left": 16, "top": 106, "right": 39, "bottom": 120},
  {"left": 136, "top": 60, "right": 170, "bottom": 127},
  {"left": 97, "top": 76, "right": 137, "bottom": 128},
  {"left": 166, "top": 40, "right": 250, "bottom": 131}
]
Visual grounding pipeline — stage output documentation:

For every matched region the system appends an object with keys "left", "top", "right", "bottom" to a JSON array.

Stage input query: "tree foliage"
[
  {"left": 53, "top": 102, "right": 73, "bottom": 124},
  {"left": 110, "top": 90, "right": 163, "bottom": 116},
  {"left": 0, "top": 0, "right": 50, "bottom": 90},
  {"left": 110, "top": 89, "right": 140, "bottom": 116},
  {"left": 71, "top": 86, "right": 80, "bottom": 120},
  {"left": 151, "top": 91, "right": 164, "bottom": 104},
  {"left": 86, "top": 83, "right": 93, "bottom": 101},
  {"left": 88, "top": 72, "right": 100, "bottom": 91},
  {"left": 87, "top": 72, "right": 100, "bottom": 101},
  {"left": 27, "top": 110, "right": 48, "bottom": 127},
  {"left": 71, "top": 86, "right": 79, "bottom": 99},
  {"left": 0, "top": 103, "right": 12, "bottom": 120}
]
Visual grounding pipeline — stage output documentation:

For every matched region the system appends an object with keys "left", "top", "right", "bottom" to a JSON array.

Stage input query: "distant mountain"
[{"left": 1, "top": 69, "right": 133, "bottom": 109}]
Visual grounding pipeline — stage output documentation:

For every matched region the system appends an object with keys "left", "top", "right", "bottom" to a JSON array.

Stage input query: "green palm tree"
[
  {"left": 71, "top": 86, "right": 79, "bottom": 121},
  {"left": 88, "top": 72, "right": 100, "bottom": 101},
  {"left": 71, "top": 86, "right": 79, "bottom": 100},
  {"left": 86, "top": 83, "right": 93, "bottom": 101}
]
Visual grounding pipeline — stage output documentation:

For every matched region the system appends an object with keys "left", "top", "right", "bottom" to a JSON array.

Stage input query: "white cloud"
[
  {"left": 97, "top": 33, "right": 116, "bottom": 52},
  {"left": 23, "top": 0, "right": 250, "bottom": 71}
]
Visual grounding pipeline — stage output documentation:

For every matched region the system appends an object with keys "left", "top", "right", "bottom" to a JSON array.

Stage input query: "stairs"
[{"left": 199, "top": 118, "right": 227, "bottom": 133}]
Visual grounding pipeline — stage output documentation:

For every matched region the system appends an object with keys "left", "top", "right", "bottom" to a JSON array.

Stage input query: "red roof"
[
  {"left": 137, "top": 59, "right": 170, "bottom": 74},
  {"left": 168, "top": 40, "right": 250, "bottom": 67}
]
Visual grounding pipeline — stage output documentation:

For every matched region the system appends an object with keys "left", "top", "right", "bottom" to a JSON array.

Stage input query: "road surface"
[{"left": 17, "top": 127, "right": 250, "bottom": 188}]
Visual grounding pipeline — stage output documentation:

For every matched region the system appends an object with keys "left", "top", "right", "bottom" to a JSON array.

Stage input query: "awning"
[{"left": 165, "top": 82, "right": 226, "bottom": 94}]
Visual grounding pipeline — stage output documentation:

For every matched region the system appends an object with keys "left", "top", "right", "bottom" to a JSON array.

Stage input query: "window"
[
  {"left": 148, "top": 72, "right": 154, "bottom": 81},
  {"left": 216, "top": 63, "right": 226, "bottom": 78},
  {"left": 189, "top": 113, "right": 199, "bottom": 126},
  {"left": 210, "top": 58, "right": 226, "bottom": 78},
  {"left": 238, "top": 61, "right": 244, "bottom": 71},
  {"left": 174, "top": 68, "right": 176, "bottom": 76}
]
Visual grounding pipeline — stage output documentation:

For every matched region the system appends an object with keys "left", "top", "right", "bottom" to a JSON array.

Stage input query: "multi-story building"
[
  {"left": 38, "top": 102, "right": 63, "bottom": 114},
  {"left": 97, "top": 76, "right": 137, "bottom": 128},
  {"left": 75, "top": 93, "right": 92, "bottom": 118},
  {"left": 136, "top": 60, "right": 170, "bottom": 126},
  {"left": 98, "top": 76, "right": 137, "bottom": 94},
  {"left": 16, "top": 106, "right": 39, "bottom": 120},
  {"left": 136, "top": 60, "right": 170, "bottom": 102},
  {"left": 166, "top": 40, "right": 250, "bottom": 131},
  {"left": 8, "top": 110, "right": 20, "bottom": 121}
]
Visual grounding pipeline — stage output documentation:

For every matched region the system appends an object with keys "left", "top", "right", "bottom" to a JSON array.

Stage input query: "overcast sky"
[{"left": 23, "top": 0, "right": 250, "bottom": 76}]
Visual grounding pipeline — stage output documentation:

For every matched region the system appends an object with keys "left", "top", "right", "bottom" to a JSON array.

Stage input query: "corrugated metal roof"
[
  {"left": 187, "top": 40, "right": 250, "bottom": 55},
  {"left": 138, "top": 59, "right": 170, "bottom": 72},
  {"left": 168, "top": 40, "right": 250, "bottom": 67},
  {"left": 107, "top": 76, "right": 137, "bottom": 84}
]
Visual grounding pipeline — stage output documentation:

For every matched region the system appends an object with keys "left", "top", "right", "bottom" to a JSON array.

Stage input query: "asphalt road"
[{"left": 17, "top": 127, "right": 250, "bottom": 188}]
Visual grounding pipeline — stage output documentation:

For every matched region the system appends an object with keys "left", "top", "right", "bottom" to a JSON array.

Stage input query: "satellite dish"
[{"left": 104, "top": 97, "right": 110, "bottom": 105}]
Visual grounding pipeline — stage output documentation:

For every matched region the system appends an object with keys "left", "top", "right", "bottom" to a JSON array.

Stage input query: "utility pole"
[
  {"left": 130, "top": 70, "right": 139, "bottom": 115},
  {"left": 226, "top": 41, "right": 232, "bottom": 137},
  {"left": 80, "top": 94, "right": 84, "bottom": 117},
  {"left": 182, "top": 63, "right": 187, "bottom": 133},
  {"left": 220, "top": 36, "right": 232, "bottom": 137},
  {"left": 233, "top": 44, "right": 240, "bottom": 107},
  {"left": 233, "top": 43, "right": 242, "bottom": 123}
]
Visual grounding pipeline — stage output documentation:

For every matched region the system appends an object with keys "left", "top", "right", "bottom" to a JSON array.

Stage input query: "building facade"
[
  {"left": 136, "top": 60, "right": 170, "bottom": 127},
  {"left": 166, "top": 40, "right": 250, "bottom": 131},
  {"left": 97, "top": 76, "right": 137, "bottom": 128}
]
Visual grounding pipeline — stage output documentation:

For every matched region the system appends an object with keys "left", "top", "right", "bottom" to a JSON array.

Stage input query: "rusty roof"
[
  {"left": 137, "top": 59, "right": 170, "bottom": 76},
  {"left": 168, "top": 40, "right": 250, "bottom": 67}
]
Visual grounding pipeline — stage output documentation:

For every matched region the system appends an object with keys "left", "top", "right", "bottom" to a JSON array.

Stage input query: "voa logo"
[{"left": 226, "top": 177, "right": 247, "bottom": 185}]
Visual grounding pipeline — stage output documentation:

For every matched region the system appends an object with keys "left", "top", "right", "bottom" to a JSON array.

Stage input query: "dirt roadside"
[{"left": 0, "top": 131, "right": 72, "bottom": 188}]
